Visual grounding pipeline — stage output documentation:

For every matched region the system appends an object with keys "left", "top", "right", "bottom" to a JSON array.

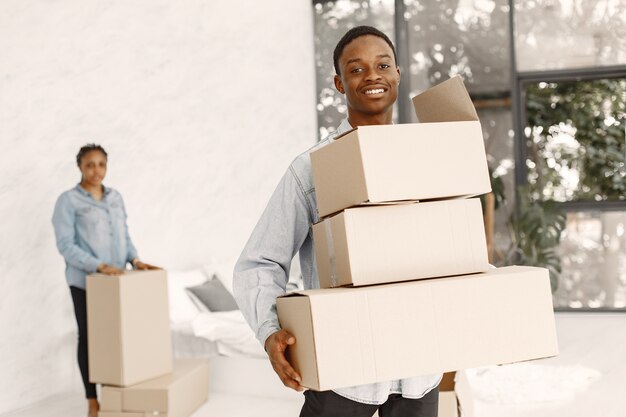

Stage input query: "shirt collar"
[
  {"left": 335, "top": 117, "right": 395, "bottom": 137},
  {"left": 336, "top": 118, "right": 353, "bottom": 135},
  {"left": 74, "top": 183, "right": 110, "bottom": 198}
]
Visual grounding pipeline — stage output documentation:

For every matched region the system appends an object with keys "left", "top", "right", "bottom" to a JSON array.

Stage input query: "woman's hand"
[
  {"left": 97, "top": 263, "right": 124, "bottom": 275},
  {"left": 134, "top": 260, "right": 161, "bottom": 270}
]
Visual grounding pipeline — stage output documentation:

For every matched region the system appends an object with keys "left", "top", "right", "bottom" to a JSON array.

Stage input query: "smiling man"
[{"left": 234, "top": 26, "right": 441, "bottom": 417}]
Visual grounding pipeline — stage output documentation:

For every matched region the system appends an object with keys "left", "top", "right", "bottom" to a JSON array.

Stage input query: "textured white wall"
[{"left": 0, "top": 1, "right": 316, "bottom": 412}]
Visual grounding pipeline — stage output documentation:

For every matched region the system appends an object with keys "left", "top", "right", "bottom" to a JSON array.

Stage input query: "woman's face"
[{"left": 79, "top": 150, "right": 107, "bottom": 187}]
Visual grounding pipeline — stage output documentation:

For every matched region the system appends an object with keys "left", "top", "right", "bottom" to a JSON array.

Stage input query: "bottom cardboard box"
[
  {"left": 101, "top": 359, "right": 208, "bottom": 417},
  {"left": 277, "top": 266, "right": 558, "bottom": 391}
]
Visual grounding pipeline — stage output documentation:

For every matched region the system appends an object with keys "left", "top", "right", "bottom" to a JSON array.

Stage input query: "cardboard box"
[
  {"left": 438, "top": 372, "right": 458, "bottom": 417},
  {"left": 439, "top": 391, "right": 459, "bottom": 417},
  {"left": 101, "top": 359, "right": 209, "bottom": 417},
  {"left": 276, "top": 266, "right": 558, "bottom": 391},
  {"left": 411, "top": 75, "right": 480, "bottom": 124},
  {"left": 310, "top": 75, "right": 490, "bottom": 218},
  {"left": 454, "top": 370, "right": 475, "bottom": 417},
  {"left": 87, "top": 270, "right": 172, "bottom": 386},
  {"left": 313, "top": 199, "right": 489, "bottom": 288}
]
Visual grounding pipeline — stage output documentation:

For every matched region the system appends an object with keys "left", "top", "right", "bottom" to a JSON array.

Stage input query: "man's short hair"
[{"left": 333, "top": 26, "right": 398, "bottom": 76}]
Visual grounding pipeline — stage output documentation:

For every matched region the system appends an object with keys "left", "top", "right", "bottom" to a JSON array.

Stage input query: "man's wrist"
[
  {"left": 131, "top": 258, "right": 140, "bottom": 268},
  {"left": 262, "top": 327, "right": 282, "bottom": 352}
]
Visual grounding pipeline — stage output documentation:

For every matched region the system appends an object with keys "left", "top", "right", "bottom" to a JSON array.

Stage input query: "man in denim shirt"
[{"left": 234, "top": 26, "right": 441, "bottom": 417}]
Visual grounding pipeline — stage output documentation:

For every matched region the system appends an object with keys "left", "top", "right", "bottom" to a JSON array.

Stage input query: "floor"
[
  {"left": 3, "top": 312, "right": 625, "bottom": 417},
  {"left": 463, "top": 312, "right": 626, "bottom": 417},
  {"left": 0, "top": 391, "right": 304, "bottom": 417}
]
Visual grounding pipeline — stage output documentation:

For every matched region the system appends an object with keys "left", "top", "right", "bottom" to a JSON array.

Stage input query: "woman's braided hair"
[{"left": 76, "top": 144, "right": 107, "bottom": 166}]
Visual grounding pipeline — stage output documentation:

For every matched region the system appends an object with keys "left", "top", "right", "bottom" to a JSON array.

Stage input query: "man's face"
[{"left": 334, "top": 35, "right": 400, "bottom": 121}]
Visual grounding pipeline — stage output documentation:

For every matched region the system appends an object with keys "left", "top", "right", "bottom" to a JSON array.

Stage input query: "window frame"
[{"left": 510, "top": 62, "right": 626, "bottom": 212}]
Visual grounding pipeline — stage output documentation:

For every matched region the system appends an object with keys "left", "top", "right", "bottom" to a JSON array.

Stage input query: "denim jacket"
[
  {"left": 52, "top": 184, "right": 138, "bottom": 289},
  {"left": 233, "top": 119, "right": 441, "bottom": 404}
]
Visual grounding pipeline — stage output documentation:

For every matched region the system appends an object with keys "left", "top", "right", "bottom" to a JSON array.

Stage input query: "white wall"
[{"left": 0, "top": 1, "right": 316, "bottom": 413}]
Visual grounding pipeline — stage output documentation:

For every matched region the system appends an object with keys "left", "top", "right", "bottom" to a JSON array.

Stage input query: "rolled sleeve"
[{"left": 233, "top": 166, "right": 313, "bottom": 347}]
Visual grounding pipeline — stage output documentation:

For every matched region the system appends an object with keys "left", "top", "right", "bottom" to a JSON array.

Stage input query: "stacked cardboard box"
[
  {"left": 87, "top": 270, "right": 209, "bottom": 417},
  {"left": 276, "top": 76, "right": 558, "bottom": 392}
]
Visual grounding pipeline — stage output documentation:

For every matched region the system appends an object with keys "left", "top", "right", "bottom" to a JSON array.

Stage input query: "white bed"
[
  {"left": 171, "top": 311, "right": 265, "bottom": 359},
  {"left": 170, "top": 320, "right": 220, "bottom": 359},
  {"left": 166, "top": 264, "right": 304, "bottom": 406},
  {"left": 167, "top": 264, "right": 268, "bottom": 359}
]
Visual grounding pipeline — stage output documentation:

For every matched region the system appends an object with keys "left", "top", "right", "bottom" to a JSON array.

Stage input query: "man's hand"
[
  {"left": 265, "top": 329, "right": 304, "bottom": 392},
  {"left": 97, "top": 263, "right": 124, "bottom": 275}
]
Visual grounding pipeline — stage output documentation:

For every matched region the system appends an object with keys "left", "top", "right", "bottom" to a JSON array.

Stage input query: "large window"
[
  {"left": 313, "top": 0, "right": 395, "bottom": 138},
  {"left": 512, "top": 1, "right": 626, "bottom": 309},
  {"left": 515, "top": 0, "right": 626, "bottom": 72},
  {"left": 523, "top": 78, "right": 626, "bottom": 203},
  {"left": 313, "top": 0, "right": 626, "bottom": 310},
  {"left": 405, "top": 0, "right": 511, "bottom": 96},
  {"left": 555, "top": 211, "right": 626, "bottom": 308},
  {"left": 519, "top": 75, "right": 626, "bottom": 309}
]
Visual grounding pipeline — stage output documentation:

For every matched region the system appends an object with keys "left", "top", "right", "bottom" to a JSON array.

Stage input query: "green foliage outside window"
[
  {"left": 500, "top": 78, "right": 626, "bottom": 292},
  {"left": 524, "top": 78, "right": 626, "bottom": 202},
  {"left": 503, "top": 187, "right": 566, "bottom": 292}
]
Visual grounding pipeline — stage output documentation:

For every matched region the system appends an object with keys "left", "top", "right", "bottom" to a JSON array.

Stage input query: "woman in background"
[{"left": 52, "top": 144, "right": 159, "bottom": 417}]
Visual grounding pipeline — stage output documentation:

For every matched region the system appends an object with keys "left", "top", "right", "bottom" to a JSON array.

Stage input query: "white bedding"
[
  {"left": 460, "top": 362, "right": 601, "bottom": 404},
  {"left": 171, "top": 310, "right": 266, "bottom": 359},
  {"left": 167, "top": 265, "right": 273, "bottom": 360},
  {"left": 171, "top": 326, "right": 220, "bottom": 359}
]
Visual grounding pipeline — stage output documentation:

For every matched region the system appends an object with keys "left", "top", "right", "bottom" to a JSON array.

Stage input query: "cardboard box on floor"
[
  {"left": 87, "top": 270, "right": 172, "bottom": 387},
  {"left": 313, "top": 199, "right": 490, "bottom": 288},
  {"left": 100, "top": 359, "right": 209, "bottom": 417},
  {"left": 276, "top": 266, "right": 558, "bottom": 391},
  {"left": 311, "top": 75, "right": 491, "bottom": 218}
]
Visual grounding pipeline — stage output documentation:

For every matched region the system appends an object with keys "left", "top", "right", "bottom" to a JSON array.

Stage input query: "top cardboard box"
[
  {"left": 311, "top": 75, "right": 491, "bottom": 218},
  {"left": 87, "top": 270, "right": 172, "bottom": 387}
]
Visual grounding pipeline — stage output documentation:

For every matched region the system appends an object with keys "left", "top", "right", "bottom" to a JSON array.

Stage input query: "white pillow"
[{"left": 167, "top": 269, "right": 209, "bottom": 324}]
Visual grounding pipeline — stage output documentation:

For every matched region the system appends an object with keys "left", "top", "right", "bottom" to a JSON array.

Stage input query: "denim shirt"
[
  {"left": 52, "top": 184, "right": 138, "bottom": 289},
  {"left": 233, "top": 119, "right": 442, "bottom": 404}
]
